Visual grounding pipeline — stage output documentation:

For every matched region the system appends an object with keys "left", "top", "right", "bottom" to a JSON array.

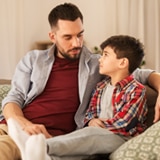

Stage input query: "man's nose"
[{"left": 72, "top": 37, "right": 81, "bottom": 47}]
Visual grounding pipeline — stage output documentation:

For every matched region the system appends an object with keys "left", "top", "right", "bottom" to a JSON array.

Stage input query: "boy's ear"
[{"left": 119, "top": 58, "right": 129, "bottom": 68}]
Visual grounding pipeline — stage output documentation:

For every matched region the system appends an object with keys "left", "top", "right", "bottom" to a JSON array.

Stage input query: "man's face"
[{"left": 49, "top": 18, "right": 84, "bottom": 60}]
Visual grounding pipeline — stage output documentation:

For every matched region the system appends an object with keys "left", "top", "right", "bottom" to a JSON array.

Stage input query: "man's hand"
[
  {"left": 22, "top": 123, "right": 52, "bottom": 138},
  {"left": 88, "top": 118, "right": 106, "bottom": 128},
  {"left": 3, "top": 103, "right": 52, "bottom": 138},
  {"left": 153, "top": 94, "right": 160, "bottom": 123}
]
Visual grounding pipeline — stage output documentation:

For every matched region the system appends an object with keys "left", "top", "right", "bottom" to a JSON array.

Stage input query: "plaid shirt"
[{"left": 84, "top": 75, "right": 147, "bottom": 137}]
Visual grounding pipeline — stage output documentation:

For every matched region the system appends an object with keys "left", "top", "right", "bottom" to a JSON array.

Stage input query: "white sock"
[
  {"left": 25, "top": 134, "right": 51, "bottom": 160},
  {"left": 7, "top": 118, "right": 29, "bottom": 160}
]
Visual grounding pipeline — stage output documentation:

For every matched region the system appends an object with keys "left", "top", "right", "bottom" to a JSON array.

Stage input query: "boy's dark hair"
[
  {"left": 48, "top": 3, "right": 83, "bottom": 28},
  {"left": 100, "top": 35, "right": 145, "bottom": 73}
]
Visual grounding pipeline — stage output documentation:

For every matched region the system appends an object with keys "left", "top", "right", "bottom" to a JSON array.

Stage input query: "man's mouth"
[{"left": 70, "top": 48, "right": 81, "bottom": 54}]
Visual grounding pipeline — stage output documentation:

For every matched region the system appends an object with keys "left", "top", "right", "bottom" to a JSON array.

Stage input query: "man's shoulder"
[
  {"left": 24, "top": 47, "right": 53, "bottom": 62},
  {"left": 27, "top": 48, "right": 50, "bottom": 56}
]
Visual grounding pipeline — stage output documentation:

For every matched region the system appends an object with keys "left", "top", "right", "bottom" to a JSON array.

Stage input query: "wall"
[
  {"left": 0, "top": 0, "right": 159, "bottom": 79},
  {"left": 22, "top": 0, "right": 109, "bottom": 52}
]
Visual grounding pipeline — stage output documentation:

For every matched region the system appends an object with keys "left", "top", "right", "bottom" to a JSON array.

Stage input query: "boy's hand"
[{"left": 88, "top": 118, "right": 106, "bottom": 128}]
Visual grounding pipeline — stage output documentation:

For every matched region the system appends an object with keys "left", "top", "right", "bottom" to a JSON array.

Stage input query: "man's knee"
[{"left": 0, "top": 135, "right": 21, "bottom": 160}]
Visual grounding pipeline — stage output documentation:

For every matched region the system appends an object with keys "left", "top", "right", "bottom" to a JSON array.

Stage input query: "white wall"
[
  {"left": 0, "top": 0, "right": 159, "bottom": 79},
  {"left": 22, "top": 0, "right": 109, "bottom": 52}
]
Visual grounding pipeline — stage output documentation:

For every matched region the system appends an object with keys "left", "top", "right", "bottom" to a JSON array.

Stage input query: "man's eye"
[
  {"left": 78, "top": 34, "right": 83, "bottom": 38},
  {"left": 65, "top": 37, "right": 72, "bottom": 40}
]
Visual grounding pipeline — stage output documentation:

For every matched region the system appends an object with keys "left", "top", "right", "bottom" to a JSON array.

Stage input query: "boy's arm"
[{"left": 147, "top": 72, "right": 160, "bottom": 122}]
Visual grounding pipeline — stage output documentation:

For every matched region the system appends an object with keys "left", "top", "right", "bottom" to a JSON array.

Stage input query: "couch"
[
  {"left": 0, "top": 79, "right": 158, "bottom": 160},
  {"left": 0, "top": 79, "right": 11, "bottom": 115}
]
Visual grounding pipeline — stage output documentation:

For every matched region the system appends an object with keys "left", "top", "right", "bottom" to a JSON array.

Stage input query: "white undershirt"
[{"left": 99, "top": 83, "right": 115, "bottom": 119}]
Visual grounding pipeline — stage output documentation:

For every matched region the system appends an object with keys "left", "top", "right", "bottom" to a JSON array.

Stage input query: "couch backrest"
[
  {"left": 0, "top": 79, "right": 158, "bottom": 127},
  {"left": 0, "top": 79, "right": 11, "bottom": 85},
  {"left": 145, "top": 85, "right": 158, "bottom": 127}
]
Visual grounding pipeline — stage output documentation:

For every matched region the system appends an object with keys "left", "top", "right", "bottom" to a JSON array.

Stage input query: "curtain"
[
  {"left": 0, "top": 0, "right": 24, "bottom": 79},
  {"left": 147, "top": 0, "right": 160, "bottom": 72},
  {"left": 111, "top": 0, "right": 160, "bottom": 71},
  {"left": 0, "top": 0, "right": 160, "bottom": 79}
]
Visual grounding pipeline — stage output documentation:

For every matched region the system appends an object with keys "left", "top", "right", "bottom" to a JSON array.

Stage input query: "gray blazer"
[{"left": 1, "top": 45, "right": 102, "bottom": 125}]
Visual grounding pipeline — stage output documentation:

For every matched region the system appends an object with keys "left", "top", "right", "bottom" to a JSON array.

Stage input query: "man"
[{"left": 0, "top": 3, "right": 160, "bottom": 160}]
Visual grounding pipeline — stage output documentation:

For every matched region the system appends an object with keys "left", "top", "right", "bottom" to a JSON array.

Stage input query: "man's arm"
[
  {"left": 147, "top": 72, "right": 160, "bottom": 123},
  {"left": 3, "top": 102, "right": 52, "bottom": 138}
]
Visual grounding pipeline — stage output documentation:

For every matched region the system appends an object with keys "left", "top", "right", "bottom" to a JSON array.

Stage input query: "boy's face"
[
  {"left": 49, "top": 18, "right": 84, "bottom": 60},
  {"left": 99, "top": 46, "right": 123, "bottom": 76}
]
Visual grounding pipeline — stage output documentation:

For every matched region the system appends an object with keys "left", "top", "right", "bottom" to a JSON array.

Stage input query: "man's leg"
[
  {"left": 0, "top": 124, "right": 21, "bottom": 160},
  {"left": 47, "top": 126, "right": 125, "bottom": 156}
]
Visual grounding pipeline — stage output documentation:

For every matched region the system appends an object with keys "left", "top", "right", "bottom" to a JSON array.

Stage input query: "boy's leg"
[
  {"left": 47, "top": 126, "right": 125, "bottom": 156},
  {"left": 25, "top": 134, "right": 90, "bottom": 160},
  {"left": 50, "top": 155, "right": 89, "bottom": 160},
  {"left": 0, "top": 124, "right": 21, "bottom": 160},
  {"left": 25, "top": 134, "right": 51, "bottom": 160},
  {"left": 7, "top": 118, "right": 29, "bottom": 160},
  {"left": 24, "top": 126, "right": 125, "bottom": 159}
]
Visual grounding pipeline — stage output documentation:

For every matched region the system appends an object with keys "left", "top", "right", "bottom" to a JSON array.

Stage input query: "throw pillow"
[
  {"left": 110, "top": 121, "right": 160, "bottom": 160},
  {"left": 0, "top": 84, "right": 11, "bottom": 113}
]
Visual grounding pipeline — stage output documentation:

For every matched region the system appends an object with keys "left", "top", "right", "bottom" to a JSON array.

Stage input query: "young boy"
[{"left": 7, "top": 35, "right": 147, "bottom": 160}]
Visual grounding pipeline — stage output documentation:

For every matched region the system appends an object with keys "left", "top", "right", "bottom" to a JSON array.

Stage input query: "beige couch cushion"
[
  {"left": 0, "top": 79, "right": 11, "bottom": 114},
  {"left": 0, "top": 85, "right": 11, "bottom": 106}
]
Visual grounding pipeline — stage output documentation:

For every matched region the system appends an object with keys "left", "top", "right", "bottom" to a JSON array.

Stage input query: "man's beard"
[{"left": 58, "top": 47, "right": 82, "bottom": 60}]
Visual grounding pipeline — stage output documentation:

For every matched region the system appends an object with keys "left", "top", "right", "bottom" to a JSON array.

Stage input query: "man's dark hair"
[
  {"left": 100, "top": 35, "right": 145, "bottom": 73},
  {"left": 48, "top": 3, "right": 83, "bottom": 28}
]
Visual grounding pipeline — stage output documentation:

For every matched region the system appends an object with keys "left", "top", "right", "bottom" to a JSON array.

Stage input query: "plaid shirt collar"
[{"left": 96, "top": 74, "right": 134, "bottom": 91}]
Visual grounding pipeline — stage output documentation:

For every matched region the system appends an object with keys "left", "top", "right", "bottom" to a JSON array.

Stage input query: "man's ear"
[{"left": 49, "top": 32, "right": 55, "bottom": 43}]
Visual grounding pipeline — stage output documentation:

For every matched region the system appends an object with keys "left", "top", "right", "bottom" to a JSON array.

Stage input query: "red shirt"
[{"left": 23, "top": 56, "right": 80, "bottom": 136}]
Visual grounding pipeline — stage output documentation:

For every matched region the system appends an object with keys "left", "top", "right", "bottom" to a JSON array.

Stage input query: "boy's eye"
[
  {"left": 102, "top": 50, "right": 109, "bottom": 57},
  {"left": 102, "top": 52, "right": 108, "bottom": 57}
]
